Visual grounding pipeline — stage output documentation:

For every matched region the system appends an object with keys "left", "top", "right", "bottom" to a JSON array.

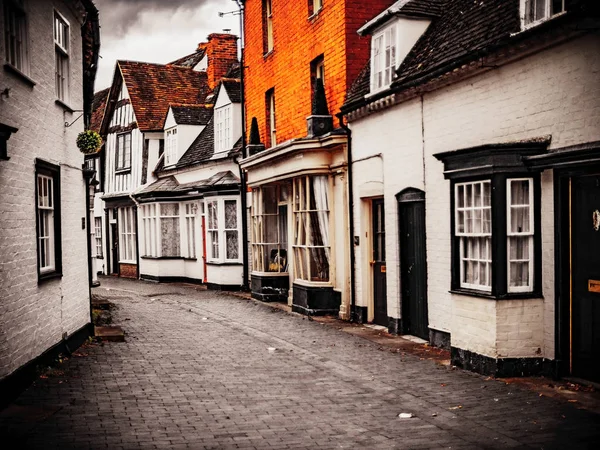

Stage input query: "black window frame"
[
  {"left": 115, "top": 131, "right": 132, "bottom": 172},
  {"left": 435, "top": 141, "right": 548, "bottom": 300},
  {"left": 35, "top": 159, "right": 62, "bottom": 282}
]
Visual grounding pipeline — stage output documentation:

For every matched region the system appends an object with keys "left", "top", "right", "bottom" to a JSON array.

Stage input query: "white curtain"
[{"left": 312, "top": 175, "right": 330, "bottom": 262}]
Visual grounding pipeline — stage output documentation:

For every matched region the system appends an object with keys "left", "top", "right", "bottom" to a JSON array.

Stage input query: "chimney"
[
  {"left": 205, "top": 33, "right": 238, "bottom": 90},
  {"left": 307, "top": 78, "right": 333, "bottom": 138}
]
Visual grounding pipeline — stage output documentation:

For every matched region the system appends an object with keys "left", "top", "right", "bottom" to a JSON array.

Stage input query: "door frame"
[
  {"left": 371, "top": 197, "right": 387, "bottom": 326},
  {"left": 555, "top": 164, "right": 600, "bottom": 378}
]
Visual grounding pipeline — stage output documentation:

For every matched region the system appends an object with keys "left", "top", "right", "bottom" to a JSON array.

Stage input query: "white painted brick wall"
[
  {"left": 0, "top": 1, "right": 91, "bottom": 379},
  {"left": 350, "top": 33, "right": 600, "bottom": 359}
]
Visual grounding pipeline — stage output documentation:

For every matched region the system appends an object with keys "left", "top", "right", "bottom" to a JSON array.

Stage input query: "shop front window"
[
  {"left": 293, "top": 175, "right": 330, "bottom": 282},
  {"left": 252, "top": 184, "right": 289, "bottom": 273}
]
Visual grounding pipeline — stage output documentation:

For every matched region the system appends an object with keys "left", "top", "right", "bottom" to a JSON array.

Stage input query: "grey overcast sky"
[{"left": 93, "top": 0, "right": 240, "bottom": 90}]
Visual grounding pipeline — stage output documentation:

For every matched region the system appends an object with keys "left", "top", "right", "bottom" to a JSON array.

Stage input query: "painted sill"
[
  {"left": 38, "top": 271, "right": 63, "bottom": 284},
  {"left": 55, "top": 99, "right": 75, "bottom": 113},
  {"left": 115, "top": 168, "right": 131, "bottom": 175},
  {"left": 308, "top": 7, "right": 323, "bottom": 21},
  {"left": 251, "top": 271, "right": 289, "bottom": 277},
  {"left": 514, "top": 11, "right": 568, "bottom": 35},
  {"left": 293, "top": 279, "right": 332, "bottom": 288},
  {"left": 4, "top": 63, "right": 36, "bottom": 86},
  {"left": 449, "top": 288, "right": 543, "bottom": 301},
  {"left": 263, "top": 49, "right": 274, "bottom": 59},
  {"left": 206, "top": 261, "right": 243, "bottom": 266}
]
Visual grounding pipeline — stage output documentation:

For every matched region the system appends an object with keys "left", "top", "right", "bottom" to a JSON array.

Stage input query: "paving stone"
[{"left": 0, "top": 276, "right": 599, "bottom": 449}]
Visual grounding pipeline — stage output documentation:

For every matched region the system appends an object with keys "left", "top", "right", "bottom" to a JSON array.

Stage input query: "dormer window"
[
  {"left": 215, "top": 105, "right": 232, "bottom": 152},
  {"left": 165, "top": 127, "right": 178, "bottom": 166},
  {"left": 522, "top": 0, "right": 565, "bottom": 28},
  {"left": 371, "top": 23, "right": 397, "bottom": 93}
]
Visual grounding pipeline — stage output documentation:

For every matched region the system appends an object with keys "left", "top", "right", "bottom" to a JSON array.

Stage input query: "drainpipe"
[
  {"left": 337, "top": 113, "right": 356, "bottom": 322},
  {"left": 234, "top": 0, "right": 249, "bottom": 290}
]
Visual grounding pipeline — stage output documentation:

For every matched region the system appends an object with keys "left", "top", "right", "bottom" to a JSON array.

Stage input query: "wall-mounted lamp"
[
  {"left": 0, "top": 123, "right": 18, "bottom": 161},
  {"left": 1, "top": 88, "right": 11, "bottom": 100}
]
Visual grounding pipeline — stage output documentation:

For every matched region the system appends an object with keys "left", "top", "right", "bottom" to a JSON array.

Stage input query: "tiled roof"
[
  {"left": 90, "top": 88, "right": 109, "bottom": 133},
  {"left": 343, "top": 0, "right": 598, "bottom": 112},
  {"left": 225, "top": 62, "right": 241, "bottom": 78},
  {"left": 175, "top": 117, "right": 215, "bottom": 168},
  {"left": 358, "top": 0, "right": 443, "bottom": 35},
  {"left": 216, "top": 79, "right": 242, "bottom": 104},
  {"left": 118, "top": 61, "right": 210, "bottom": 131},
  {"left": 169, "top": 48, "right": 206, "bottom": 68},
  {"left": 170, "top": 104, "right": 213, "bottom": 125},
  {"left": 136, "top": 171, "right": 240, "bottom": 197}
]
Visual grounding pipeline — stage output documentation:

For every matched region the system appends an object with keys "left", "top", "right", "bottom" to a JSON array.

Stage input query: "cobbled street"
[{"left": 1, "top": 277, "right": 599, "bottom": 450}]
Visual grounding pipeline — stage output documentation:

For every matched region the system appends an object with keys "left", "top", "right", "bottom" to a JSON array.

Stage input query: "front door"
[
  {"left": 398, "top": 194, "right": 429, "bottom": 340},
  {"left": 372, "top": 199, "right": 387, "bottom": 326},
  {"left": 571, "top": 174, "right": 600, "bottom": 382},
  {"left": 110, "top": 222, "right": 119, "bottom": 275}
]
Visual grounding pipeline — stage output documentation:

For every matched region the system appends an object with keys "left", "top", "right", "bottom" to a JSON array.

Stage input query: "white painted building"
[
  {"left": 0, "top": 0, "right": 100, "bottom": 392},
  {"left": 341, "top": 0, "right": 600, "bottom": 379}
]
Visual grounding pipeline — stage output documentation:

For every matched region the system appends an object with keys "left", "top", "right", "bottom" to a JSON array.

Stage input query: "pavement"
[{"left": 1, "top": 276, "right": 599, "bottom": 449}]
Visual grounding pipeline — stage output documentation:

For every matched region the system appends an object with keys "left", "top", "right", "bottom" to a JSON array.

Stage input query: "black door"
[
  {"left": 372, "top": 199, "right": 387, "bottom": 326},
  {"left": 571, "top": 174, "right": 600, "bottom": 382},
  {"left": 398, "top": 194, "right": 429, "bottom": 340},
  {"left": 110, "top": 222, "right": 119, "bottom": 275}
]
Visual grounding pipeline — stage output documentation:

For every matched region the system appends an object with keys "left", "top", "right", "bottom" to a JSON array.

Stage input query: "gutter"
[{"left": 336, "top": 113, "right": 356, "bottom": 322}]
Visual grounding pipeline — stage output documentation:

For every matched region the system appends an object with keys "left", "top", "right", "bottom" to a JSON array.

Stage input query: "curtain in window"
[{"left": 312, "top": 175, "right": 329, "bottom": 262}]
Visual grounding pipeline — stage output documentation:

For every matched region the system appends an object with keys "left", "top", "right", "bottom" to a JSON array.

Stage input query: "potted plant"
[{"left": 76, "top": 130, "right": 102, "bottom": 155}]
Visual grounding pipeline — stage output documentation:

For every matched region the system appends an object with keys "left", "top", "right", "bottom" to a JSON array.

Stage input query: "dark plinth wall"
[
  {"left": 292, "top": 283, "right": 341, "bottom": 316},
  {"left": 251, "top": 273, "right": 289, "bottom": 302}
]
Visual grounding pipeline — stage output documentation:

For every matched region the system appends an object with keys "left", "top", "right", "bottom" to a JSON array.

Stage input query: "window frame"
[
  {"left": 521, "top": 0, "right": 566, "bottom": 29},
  {"left": 206, "top": 197, "right": 242, "bottom": 264},
  {"left": 266, "top": 88, "right": 276, "bottom": 148},
  {"left": 449, "top": 174, "right": 542, "bottom": 299},
  {"left": 370, "top": 22, "right": 398, "bottom": 94},
  {"left": 310, "top": 54, "right": 325, "bottom": 106},
  {"left": 215, "top": 104, "right": 232, "bottom": 152},
  {"left": 4, "top": 0, "right": 30, "bottom": 76},
  {"left": 308, "top": 0, "right": 323, "bottom": 17},
  {"left": 263, "top": 0, "right": 274, "bottom": 54},
  {"left": 35, "top": 159, "right": 62, "bottom": 281},
  {"left": 164, "top": 127, "right": 178, "bottom": 166},
  {"left": 94, "top": 217, "right": 103, "bottom": 259},
  {"left": 118, "top": 206, "right": 137, "bottom": 263},
  {"left": 115, "top": 132, "right": 132, "bottom": 172},
  {"left": 53, "top": 9, "right": 70, "bottom": 103}
]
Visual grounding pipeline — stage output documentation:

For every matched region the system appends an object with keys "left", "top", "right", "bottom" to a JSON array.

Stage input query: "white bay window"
[
  {"left": 207, "top": 198, "right": 241, "bottom": 263},
  {"left": 141, "top": 202, "right": 197, "bottom": 259},
  {"left": 507, "top": 179, "right": 534, "bottom": 292}
]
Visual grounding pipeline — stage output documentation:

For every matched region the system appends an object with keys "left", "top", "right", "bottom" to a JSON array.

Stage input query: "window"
[
  {"left": 94, "top": 217, "right": 103, "bottom": 258},
  {"left": 263, "top": 0, "right": 273, "bottom": 54},
  {"left": 215, "top": 105, "right": 232, "bottom": 152},
  {"left": 507, "top": 179, "right": 534, "bottom": 292},
  {"left": 206, "top": 198, "right": 241, "bottom": 262},
  {"left": 184, "top": 203, "right": 197, "bottom": 259},
  {"left": 293, "top": 176, "right": 330, "bottom": 282},
  {"left": 371, "top": 24, "right": 397, "bottom": 93},
  {"left": 118, "top": 206, "right": 136, "bottom": 262},
  {"left": 252, "top": 184, "right": 289, "bottom": 273},
  {"left": 266, "top": 88, "right": 276, "bottom": 148},
  {"left": 36, "top": 160, "right": 61, "bottom": 279},
  {"left": 160, "top": 203, "right": 180, "bottom": 257},
  {"left": 116, "top": 132, "right": 132, "bottom": 171},
  {"left": 165, "top": 128, "right": 178, "bottom": 166},
  {"left": 309, "top": 0, "right": 323, "bottom": 17},
  {"left": 4, "top": 0, "right": 29, "bottom": 75},
  {"left": 54, "top": 11, "right": 70, "bottom": 102},
  {"left": 455, "top": 181, "right": 492, "bottom": 291},
  {"left": 522, "top": 0, "right": 565, "bottom": 27}
]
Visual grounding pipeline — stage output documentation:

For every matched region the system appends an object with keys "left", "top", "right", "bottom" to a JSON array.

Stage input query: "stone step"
[{"left": 94, "top": 326, "right": 125, "bottom": 342}]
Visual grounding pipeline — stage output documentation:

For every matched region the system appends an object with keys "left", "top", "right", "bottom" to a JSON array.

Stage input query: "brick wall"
[
  {"left": 206, "top": 33, "right": 238, "bottom": 90},
  {"left": 243, "top": 0, "right": 394, "bottom": 146},
  {"left": 349, "top": 33, "right": 600, "bottom": 359},
  {"left": 0, "top": 0, "right": 91, "bottom": 380}
]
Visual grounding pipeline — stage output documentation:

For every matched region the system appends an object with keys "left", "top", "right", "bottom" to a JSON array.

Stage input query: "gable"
[{"left": 215, "top": 86, "right": 231, "bottom": 109}]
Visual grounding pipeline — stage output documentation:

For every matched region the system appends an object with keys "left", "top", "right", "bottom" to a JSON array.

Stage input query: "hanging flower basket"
[{"left": 76, "top": 130, "right": 102, "bottom": 155}]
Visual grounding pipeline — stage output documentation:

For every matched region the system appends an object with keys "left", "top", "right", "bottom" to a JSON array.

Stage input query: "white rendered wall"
[{"left": 0, "top": 1, "right": 91, "bottom": 379}]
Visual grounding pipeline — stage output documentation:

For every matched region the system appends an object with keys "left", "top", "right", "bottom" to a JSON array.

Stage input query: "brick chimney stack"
[{"left": 205, "top": 33, "right": 238, "bottom": 90}]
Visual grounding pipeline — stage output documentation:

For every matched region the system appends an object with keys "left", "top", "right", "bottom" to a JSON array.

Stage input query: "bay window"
[
  {"left": 140, "top": 202, "right": 197, "bottom": 259},
  {"left": 184, "top": 203, "right": 197, "bottom": 259},
  {"left": 507, "top": 179, "right": 534, "bottom": 292},
  {"left": 293, "top": 175, "right": 330, "bottom": 283},
  {"left": 160, "top": 203, "right": 180, "bottom": 257},
  {"left": 252, "top": 184, "right": 289, "bottom": 273}
]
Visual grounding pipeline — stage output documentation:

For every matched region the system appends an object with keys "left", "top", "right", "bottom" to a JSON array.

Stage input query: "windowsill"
[
  {"left": 263, "top": 49, "right": 274, "bottom": 59},
  {"left": 364, "top": 86, "right": 393, "bottom": 100},
  {"left": 308, "top": 7, "right": 323, "bottom": 21},
  {"left": 38, "top": 271, "right": 63, "bottom": 283},
  {"left": 55, "top": 99, "right": 74, "bottom": 113},
  {"left": 206, "top": 260, "right": 243, "bottom": 266},
  {"left": 4, "top": 63, "right": 36, "bottom": 86},
  {"left": 141, "top": 256, "right": 197, "bottom": 261},
  {"left": 118, "top": 260, "right": 136, "bottom": 265},
  {"left": 293, "top": 278, "right": 332, "bottom": 288},
  {"left": 449, "top": 288, "right": 543, "bottom": 300},
  {"left": 251, "top": 271, "right": 289, "bottom": 277},
  {"left": 516, "top": 11, "right": 568, "bottom": 34},
  {"left": 115, "top": 168, "right": 131, "bottom": 175}
]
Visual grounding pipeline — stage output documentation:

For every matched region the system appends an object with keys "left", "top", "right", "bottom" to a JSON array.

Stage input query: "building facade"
[
  {"left": 241, "top": 0, "right": 396, "bottom": 317},
  {"left": 0, "top": 0, "right": 99, "bottom": 390},
  {"left": 341, "top": 0, "right": 600, "bottom": 379}
]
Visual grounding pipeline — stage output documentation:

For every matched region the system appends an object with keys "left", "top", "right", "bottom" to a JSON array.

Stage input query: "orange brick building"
[
  {"left": 243, "top": 0, "right": 394, "bottom": 145},
  {"left": 241, "top": 1, "right": 395, "bottom": 318}
]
